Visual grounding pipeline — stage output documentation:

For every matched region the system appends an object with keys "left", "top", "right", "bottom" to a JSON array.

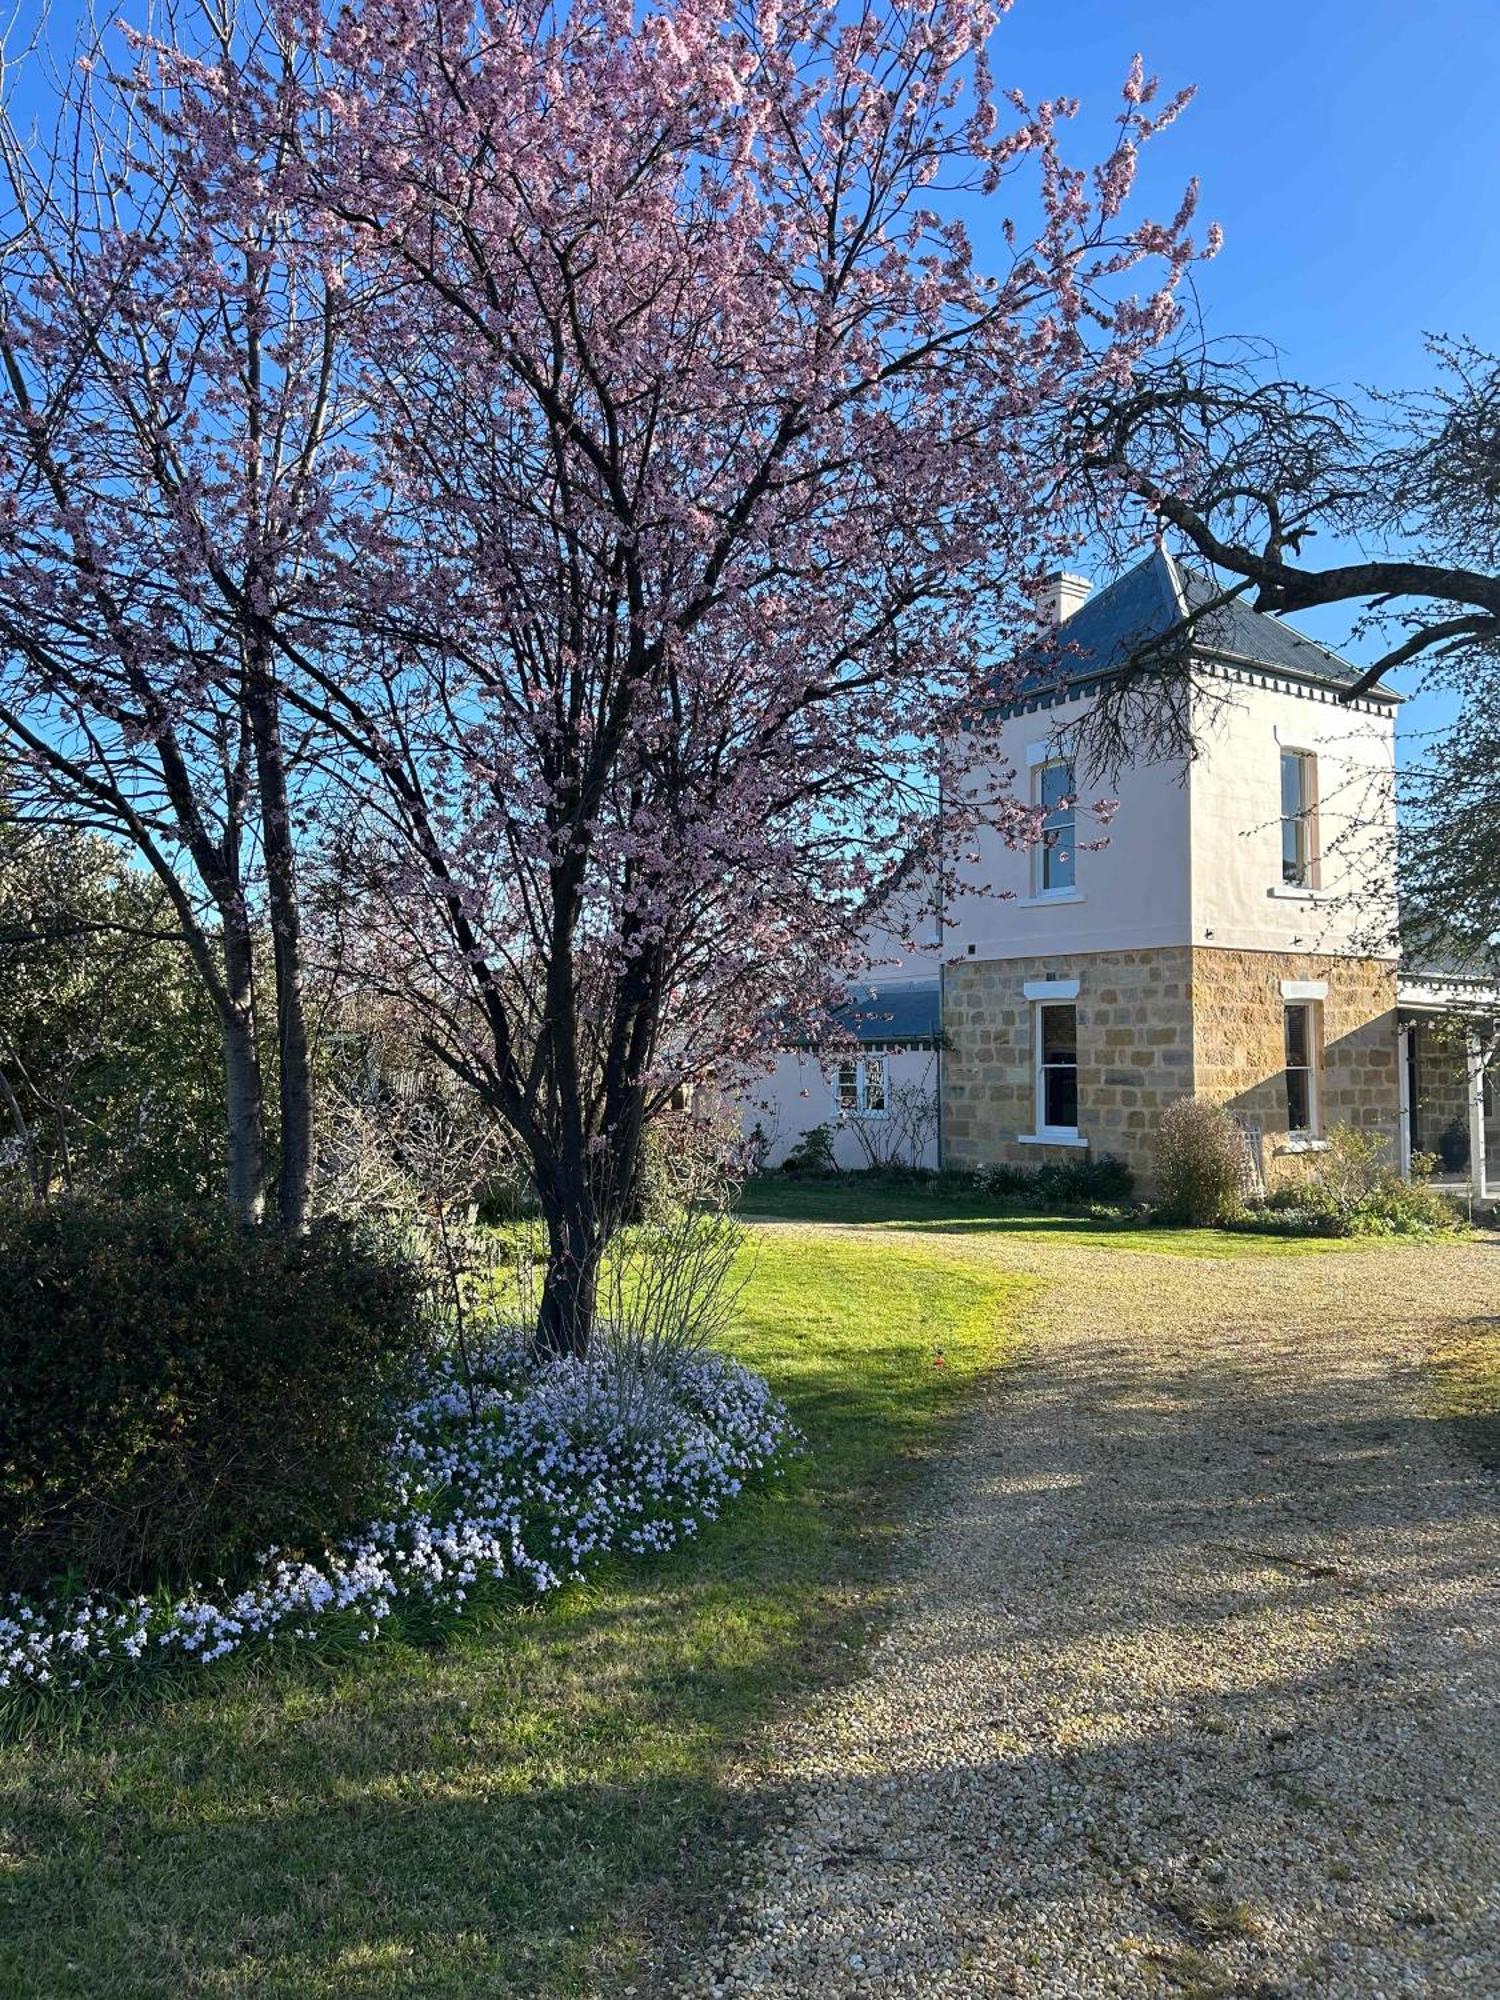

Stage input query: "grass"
[
  {"left": 741, "top": 1172, "right": 1361, "bottom": 1256},
  {"left": 0, "top": 1227, "right": 1033, "bottom": 2000},
  {"left": 1425, "top": 1315, "right": 1500, "bottom": 1470}
]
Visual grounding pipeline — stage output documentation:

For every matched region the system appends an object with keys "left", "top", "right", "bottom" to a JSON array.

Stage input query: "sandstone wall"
[
  {"left": 941, "top": 946, "right": 1400, "bottom": 1191},
  {"left": 1187, "top": 948, "right": 1398, "bottom": 1185},
  {"left": 942, "top": 948, "right": 1194, "bottom": 1185}
]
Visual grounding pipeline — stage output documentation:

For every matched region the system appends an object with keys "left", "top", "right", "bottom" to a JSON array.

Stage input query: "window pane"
[
  {"left": 1040, "top": 760, "right": 1073, "bottom": 812},
  {"left": 836, "top": 1061, "right": 858, "bottom": 1109},
  {"left": 1039, "top": 1004, "right": 1079, "bottom": 1131},
  {"left": 1286, "top": 1067, "right": 1311, "bottom": 1133},
  {"left": 1280, "top": 749, "right": 1305, "bottom": 820},
  {"left": 1288, "top": 820, "right": 1312, "bottom": 884},
  {"left": 1284, "top": 1003, "right": 1309, "bottom": 1068},
  {"left": 1044, "top": 1065, "right": 1078, "bottom": 1129},
  {"left": 1042, "top": 1004, "right": 1076, "bottom": 1062},
  {"left": 862, "top": 1057, "right": 886, "bottom": 1113},
  {"left": 1281, "top": 750, "right": 1312, "bottom": 885},
  {"left": 1042, "top": 826, "right": 1075, "bottom": 891},
  {"left": 1037, "top": 761, "right": 1077, "bottom": 892}
]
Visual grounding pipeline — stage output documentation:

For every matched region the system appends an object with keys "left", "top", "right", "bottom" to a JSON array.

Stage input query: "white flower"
[{"left": 2, "top": 1329, "right": 797, "bottom": 1705}]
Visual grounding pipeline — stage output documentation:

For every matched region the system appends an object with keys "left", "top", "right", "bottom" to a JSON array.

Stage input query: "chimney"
[{"left": 1034, "top": 570, "right": 1092, "bottom": 628}]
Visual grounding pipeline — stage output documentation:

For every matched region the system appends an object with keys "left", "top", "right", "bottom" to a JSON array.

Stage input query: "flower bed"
[{"left": 0, "top": 1336, "right": 795, "bottom": 1709}]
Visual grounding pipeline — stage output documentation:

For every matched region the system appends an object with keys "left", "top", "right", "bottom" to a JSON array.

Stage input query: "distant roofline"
[
  {"left": 981, "top": 653, "right": 1401, "bottom": 727},
  {"left": 980, "top": 548, "right": 1402, "bottom": 723}
]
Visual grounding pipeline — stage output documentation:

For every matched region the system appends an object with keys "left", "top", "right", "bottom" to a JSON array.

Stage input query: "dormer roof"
[{"left": 992, "top": 547, "right": 1400, "bottom": 715}]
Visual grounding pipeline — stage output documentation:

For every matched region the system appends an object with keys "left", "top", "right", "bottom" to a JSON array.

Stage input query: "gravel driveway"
[{"left": 682, "top": 1230, "right": 1500, "bottom": 2000}]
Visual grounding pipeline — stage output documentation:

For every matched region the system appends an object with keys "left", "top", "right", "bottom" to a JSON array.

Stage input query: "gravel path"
[{"left": 685, "top": 1232, "right": 1500, "bottom": 2000}]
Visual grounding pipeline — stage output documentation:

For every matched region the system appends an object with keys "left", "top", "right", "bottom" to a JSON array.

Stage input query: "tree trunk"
[
  {"left": 221, "top": 914, "right": 267, "bottom": 1224},
  {"left": 531, "top": 1090, "right": 652, "bottom": 1359},
  {"left": 0, "top": 1065, "right": 42, "bottom": 1201},
  {"left": 535, "top": 1168, "right": 605, "bottom": 1360},
  {"left": 245, "top": 651, "right": 314, "bottom": 1233}
]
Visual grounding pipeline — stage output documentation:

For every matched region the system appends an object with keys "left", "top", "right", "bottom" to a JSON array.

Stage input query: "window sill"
[
  {"left": 1018, "top": 889, "right": 1084, "bottom": 909},
  {"left": 1266, "top": 884, "right": 1331, "bottom": 903},
  {"left": 1275, "top": 1135, "right": 1328, "bottom": 1155},
  {"left": 1018, "top": 1130, "right": 1089, "bottom": 1149}
]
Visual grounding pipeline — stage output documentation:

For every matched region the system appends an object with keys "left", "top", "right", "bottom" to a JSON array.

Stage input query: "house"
[
  {"left": 750, "top": 545, "right": 1499, "bottom": 1193},
  {"left": 745, "top": 979, "right": 944, "bottom": 1171}
]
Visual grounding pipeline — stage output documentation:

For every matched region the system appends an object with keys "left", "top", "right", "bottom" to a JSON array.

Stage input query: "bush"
[
  {"left": 780, "top": 1123, "right": 837, "bottom": 1176},
  {"left": 1229, "top": 1126, "right": 1465, "bottom": 1239},
  {"left": 1154, "top": 1099, "right": 1251, "bottom": 1226},
  {"left": 1438, "top": 1116, "right": 1470, "bottom": 1173},
  {"left": 0, "top": 1201, "right": 429, "bottom": 1596},
  {"left": 1027, "top": 1153, "right": 1135, "bottom": 1205}
]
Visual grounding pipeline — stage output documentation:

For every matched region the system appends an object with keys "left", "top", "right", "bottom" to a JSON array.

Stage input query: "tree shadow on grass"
[
  {"left": 0, "top": 1372, "right": 951, "bottom": 2000},
  {"left": 0, "top": 1562, "right": 855, "bottom": 2000},
  {"left": 8, "top": 1275, "right": 1498, "bottom": 2000}
]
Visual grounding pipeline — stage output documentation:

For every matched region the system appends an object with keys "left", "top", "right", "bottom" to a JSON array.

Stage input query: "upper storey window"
[
  {"left": 1280, "top": 749, "right": 1319, "bottom": 888},
  {"left": 1034, "top": 758, "right": 1076, "bottom": 894}
]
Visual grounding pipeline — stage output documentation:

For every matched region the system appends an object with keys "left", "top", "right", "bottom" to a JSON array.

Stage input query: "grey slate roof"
[
  {"left": 998, "top": 548, "right": 1399, "bottom": 710},
  {"left": 826, "top": 980, "right": 942, "bottom": 1046}
]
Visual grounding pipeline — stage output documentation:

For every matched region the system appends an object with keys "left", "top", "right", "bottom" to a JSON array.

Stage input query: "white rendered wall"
[
  {"left": 942, "top": 694, "right": 1192, "bottom": 962},
  {"left": 858, "top": 884, "right": 945, "bottom": 984},
  {"left": 941, "top": 675, "right": 1398, "bottom": 968},
  {"left": 1186, "top": 675, "right": 1398, "bottom": 960},
  {"left": 740, "top": 1049, "right": 941, "bottom": 1170}
]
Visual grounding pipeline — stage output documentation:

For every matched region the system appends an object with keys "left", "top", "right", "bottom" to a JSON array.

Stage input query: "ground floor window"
[
  {"left": 1284, "top": 1001, "right": 1317, "bottom": 1133},
  {"left": 1035, "top": 1002, "right": 1078, "bottom": 1135},
  {"left": 833, "top": 1054, "right": 888, "bottom": 1118}
]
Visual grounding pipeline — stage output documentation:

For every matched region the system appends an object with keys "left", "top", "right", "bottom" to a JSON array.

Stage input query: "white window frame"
[
  {"left": 1031, "top": 999, "right": 1080, "bottom": 1141},
  {"left": 831, "top": 1053, "right": 889, "bottom": 1120},
  {"left": 1032, "top": 756, "right": 1077, "bottom": 897},
  {"left": 1283, "top": 1000, "right": 1319, "bottom": 1137},
  {"left": 1279, "top": 748, "right": 1320, "bottom": 890}
]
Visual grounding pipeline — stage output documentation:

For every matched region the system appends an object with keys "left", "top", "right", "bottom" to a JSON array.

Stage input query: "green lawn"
[
  {"left": 741, "top": 1172, "right": 1360, "bottom": 1255},
  {"left": 0, "top": 1229, "right": 1034, "bottom": 2000},
  {"left": 1426, "top": 1320, "right": 1500, "bottom": 1469}
]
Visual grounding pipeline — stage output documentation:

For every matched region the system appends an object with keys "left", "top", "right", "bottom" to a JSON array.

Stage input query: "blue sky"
[{"left": 988, "top": 0, "right": 1500, "bottom": 757}]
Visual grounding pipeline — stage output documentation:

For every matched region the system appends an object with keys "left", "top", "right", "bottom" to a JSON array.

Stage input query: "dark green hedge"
[{"left": 0, "top": 1201, "right": 429, "bottom": 1596}]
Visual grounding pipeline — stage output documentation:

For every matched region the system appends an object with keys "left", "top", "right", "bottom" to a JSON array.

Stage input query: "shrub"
[
  {"left": 1154, "top": 1099, "right": 1251, "bottom": 1226},
  {"left": 0, "top": 1201, "right": 429, "bottom": 1596},
  {"left": 1029, "top": 1152, "right": 1135, "bottom": 1204},
  {"left": 1231, "top": 1126, "right": 1465, "bottom": 1238},
  {"left": 780, "top": 1123, "right": 837, "bottom": 1176},
  {"left": 1438, "top": 1117, "right": 1470, "bottom": 1174}
]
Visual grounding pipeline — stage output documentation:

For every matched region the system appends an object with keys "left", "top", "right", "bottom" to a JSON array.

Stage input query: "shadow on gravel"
[{"left": 700, "top": 1289, "right": 1500, "bottom": 1998}]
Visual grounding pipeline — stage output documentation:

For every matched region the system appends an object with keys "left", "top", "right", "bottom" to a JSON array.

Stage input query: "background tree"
[
  {"left": 1075, "top": 335, "right": 1500, "bottom": 692},
  {"left": 0, "top": 5, "right": 365, "bottom": 1226},
  {"left": 0, "top": 795, "right": 222, "bottom": 1200},
  {"left": 149, "top": 0, "right": 1212, "bottom": 1353}
]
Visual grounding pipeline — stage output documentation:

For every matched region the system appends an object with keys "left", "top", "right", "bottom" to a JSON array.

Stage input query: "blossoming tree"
[{"left": 9, "top": 0, "right": 1214, "bottom": 1351}]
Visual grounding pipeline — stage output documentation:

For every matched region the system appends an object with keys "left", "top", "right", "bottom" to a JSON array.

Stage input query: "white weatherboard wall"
[
  {"left": 742, "top": 1049, "right": 941, "bottom": 1170},
  {"left": 1187, "top": 676, "right": 1398, "bottom": 960},
  {"left": 943, "top": 694, "right": 1191, "bottom": 961}
]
